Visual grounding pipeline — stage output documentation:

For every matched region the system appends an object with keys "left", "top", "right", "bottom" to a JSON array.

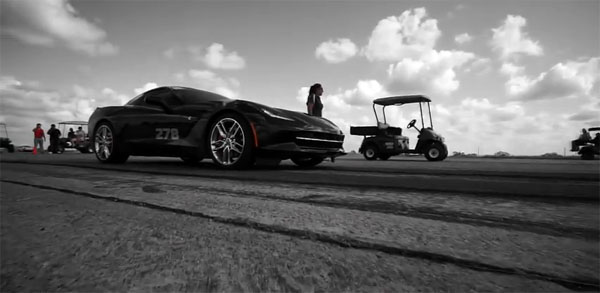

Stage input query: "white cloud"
[
  {"left": 134, "top": 83, "right": 159, "bottom": 95},
  {"left": 491, "top": 15, "right": 543, "bottom": 59},
  {"left": 1, "top": 0, "right": 118, "bottom": 56},
  {"left": 503, "top": 57, "right": 599, "bottom": 101},
  {"left": 454, "top": 33, "right": 472, "bottom": 45},
  {"left": 163, "top": 48, "right": 176, "bottom": 59},
  {"left": 359, "top": 8, "right": 476, "bottom": 95},
  {"left": 0, "top": 76, "right": 134, "bottom": 146},
  {"left": 192, "top": 43, "right": 246, "bottom": 70},
  {"left": 178, "top": 69, "right": 240, "bottom": 98},
  {"left": 569, "top": 110, "right": 599, "bottom": 122},
  {"left": 386, "top": 50, "right": 475, "bottom": 95},
  {"left": 364, "top": 7, "right": 441, "bottom": 61},
  {"left": 315, "top": 38, "right": 358, "bottom": 63}
]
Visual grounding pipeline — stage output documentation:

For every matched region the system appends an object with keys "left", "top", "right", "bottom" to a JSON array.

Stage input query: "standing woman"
[{"left": 306, "top": 83, "right": 324, "bottom": 117}]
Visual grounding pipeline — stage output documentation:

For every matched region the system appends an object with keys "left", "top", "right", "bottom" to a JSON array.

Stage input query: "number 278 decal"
[{"left": 155, "top": 128, "right": 179, "bottom": 140}]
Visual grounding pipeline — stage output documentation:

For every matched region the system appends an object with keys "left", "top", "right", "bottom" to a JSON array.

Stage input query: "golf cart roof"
[
  {"left": 373, "top": 95, "right": 431, "bottom": 106},
  {"left": 58, "top": 121, "right": 88, "bottom": 125},
  {"left": 589, "top": 127, "right": 600, "bottom": 132}
]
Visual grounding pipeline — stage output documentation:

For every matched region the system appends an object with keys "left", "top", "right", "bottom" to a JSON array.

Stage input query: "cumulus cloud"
[
  {"left": 1, "top": 0, "right": 118, "bottom": 56},
  {"left": 175, "top": 69, "right": 240, "bottom": 98},
  {"left": 454, "top": 33, "right": 472, "bottom": 45},
  {"left": 186, "top": 43, "right": 246, "bottom": 70},
  {"left": 502, "top": 57, "right": 599, "bottom": 101},
  {"left": 386, "top": 50, "right": 475, "bottom": 95},
  {"left": 358, "top": 8, "right": 477, "bottom": 95},
  {"left": 134, "top": 83, "right": 159, "bottom": 95},
  {"left": 491, "top": 15, "right": 543, "bottom": 59},
  {"left": 364, "top": 7, "right": 441, "bottom": 61},
  {"left": 315, "top": 38, "right": 358, "bottom": 63},
  {"left": 569, "top": 110, "right": 599, "bottom": 122},
  {"left": 0, "top": 76, "right": 134, "bottom": 146}
]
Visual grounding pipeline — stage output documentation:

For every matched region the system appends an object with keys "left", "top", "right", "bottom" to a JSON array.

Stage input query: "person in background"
[
  {"left": 571, "top": 128, "right": 592, "bottom": 151},
  {"left": 47, "top": 124, "right": 61, "bottom": 154},
  {"left": 32, "top": 123, "right": 46, "bottom": 154},
  {"left": 67, "top": 128, "right": 76, "bottom": 142},
  {"left": 75, "top": 126, "right": 86, "bottom": 145},
  {"left": 306, "top": 83, "right": 324, "bottom": 117}
]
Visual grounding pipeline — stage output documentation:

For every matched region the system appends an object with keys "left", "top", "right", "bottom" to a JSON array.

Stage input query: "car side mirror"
[{"left": 145, "top": 96, "right": 172, "bottom": 113}]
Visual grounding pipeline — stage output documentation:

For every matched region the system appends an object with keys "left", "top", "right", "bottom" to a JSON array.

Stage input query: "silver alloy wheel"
[
  {"left": 210, "top": 117, "right": 245, "bottom": 166},
  {"left": 94, "top": 125, "right": 113, "bottom": 161},
  {"left": 428, "top": 147, "right": 440, "bottom": 158}
]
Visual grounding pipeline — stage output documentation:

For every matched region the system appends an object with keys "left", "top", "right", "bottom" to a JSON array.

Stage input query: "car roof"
[
  {"left": 373, "top": 95, "right": 431, "bottom": 106},
  {"left": 58, "top": 121, "right": 88, "bottom": 125}
]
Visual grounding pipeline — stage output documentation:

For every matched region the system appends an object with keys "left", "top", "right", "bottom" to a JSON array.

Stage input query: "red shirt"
[{"left": 33, "top": 128, "right": 44, "bottom": 138}]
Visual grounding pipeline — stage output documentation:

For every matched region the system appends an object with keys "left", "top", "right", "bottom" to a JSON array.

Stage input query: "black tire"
[
  {"left": 93, "top": 122, "right": 129, "bottom": 163},
  {"left": 379, "top": 155, "right": 391, "bottom": 160},
  {"left": 363, "top": 144, "right": 378, "bottom": 160},
  {"left": 291, "top": 157, "right": 324, "bottom": 168},
  {"left": 57, "top": 145, "right": 65, "bottom": 154},
  {"left": 424, "top": 142, "right": 445, "bottom": 161},
  {"left": 207, "top": 113, "right": 255, "bottom": 169}
]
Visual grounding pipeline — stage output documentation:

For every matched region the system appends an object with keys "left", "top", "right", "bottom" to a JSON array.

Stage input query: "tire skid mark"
[
  {"left": 2, "top": 161, "right": 598, "bottom": 203},
  {"left": 4, "top": 161, "right": 597, "bottom": 239},
  {"left": 190, "top": 185, "right": 598, "bottom": 240},
  {"left": 2, "top": 179, "right": 598, "bottom": 292}
]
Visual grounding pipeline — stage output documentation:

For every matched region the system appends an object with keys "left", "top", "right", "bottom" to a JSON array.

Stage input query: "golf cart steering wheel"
[{"left": 407, "top": 119, "right": 417, "bottom": 129}]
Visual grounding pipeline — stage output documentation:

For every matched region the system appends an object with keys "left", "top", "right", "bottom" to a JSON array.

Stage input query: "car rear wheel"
[
  {"left": 291, "top": 157, "right": 324, "bottom": 168},
  {"left": 94, "top": 122, "right": 129, "bottom": 163},
  {"left": 363, "top": 145, "right": 378, "bottom": 160},
  {"left": 208, "top": 113, "right": 254, "bottom": 169},
  {"left": 424, "top": 142, "right": 445, "bottom": 161}
]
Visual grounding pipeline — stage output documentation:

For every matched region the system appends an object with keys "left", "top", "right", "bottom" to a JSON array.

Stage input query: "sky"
[{"left": 1, "top": 0, "right": 599, "bottom": 155}]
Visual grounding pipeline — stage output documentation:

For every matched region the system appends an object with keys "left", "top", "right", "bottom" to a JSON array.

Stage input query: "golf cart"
[
  {"left": 350, "top": 95, "right": 448, "bottom": 161},
  {"left": 573, "top": 127, "right": 600, "bottom": 160},
  {"left": 54, "top": 121, "right": 92, "bottom": 153},
  {"left": 0, "top": 123, "right": 15, "bottom": 153}
]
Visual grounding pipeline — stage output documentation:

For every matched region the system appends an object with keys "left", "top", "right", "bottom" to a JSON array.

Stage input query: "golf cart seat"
[{"left": 350, "top": 125, "right": 402, "bottom": 136}]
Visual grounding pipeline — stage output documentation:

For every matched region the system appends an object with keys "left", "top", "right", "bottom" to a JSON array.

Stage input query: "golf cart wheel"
[
  {"left": 581, "top": 149, "right": 594, "bottom": 160},
  {"left": 379, "top": 154, "right": 391, "bottom": 160},
  {"left": 93, "top": 122, "right": 129, "bottom": 163},
  {"left": 424, "top": 142, "right": 445, "bottom": 161},
  {"left": 363, "top": 145, "right": 378, "bottom": 160},
  {"left": 208, "top": 113, "right": 255, "bottom": 169},
  {"left": 291, "top": 157, "right": 324, "bottom": 168}
]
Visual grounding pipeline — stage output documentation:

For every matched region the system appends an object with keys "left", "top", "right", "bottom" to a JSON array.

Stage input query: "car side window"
[{"left": 142, "top": 88, "right": 183, "bottom": 109}]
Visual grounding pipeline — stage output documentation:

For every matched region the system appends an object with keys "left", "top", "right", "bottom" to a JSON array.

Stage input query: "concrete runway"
[{"left": 1, "top": 152, "right": 599, "bottom": 291}]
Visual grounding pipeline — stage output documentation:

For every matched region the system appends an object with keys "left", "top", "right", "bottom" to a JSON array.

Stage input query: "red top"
[{"left": 33, "top": 128, "right": 44, "bottom": 138}]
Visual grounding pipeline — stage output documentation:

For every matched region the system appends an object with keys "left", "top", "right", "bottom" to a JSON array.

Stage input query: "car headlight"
[{"left": 261, "top": 109, "right": 295, "bottom": 122}]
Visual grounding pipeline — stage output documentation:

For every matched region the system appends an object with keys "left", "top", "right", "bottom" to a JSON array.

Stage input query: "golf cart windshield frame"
[{"left": 372, "top": 95, "right": 433, "bottom": 129}]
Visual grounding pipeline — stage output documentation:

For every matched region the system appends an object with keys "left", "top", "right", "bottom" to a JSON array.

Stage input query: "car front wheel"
[
  {"left": 94, "top": 122, "right": 129, "bottom": 163},
  {"left": 208, "top": 114, "right": 255, "bottom": 169}
]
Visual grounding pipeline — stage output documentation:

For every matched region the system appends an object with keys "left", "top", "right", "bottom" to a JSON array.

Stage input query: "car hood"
[{"left": 233, "top": 100, "right": 343, "bottom": 134}]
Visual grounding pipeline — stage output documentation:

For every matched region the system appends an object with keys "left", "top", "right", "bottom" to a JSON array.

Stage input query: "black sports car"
[{"left": 88, "top": 86, "right": 345, "bottom": 168}]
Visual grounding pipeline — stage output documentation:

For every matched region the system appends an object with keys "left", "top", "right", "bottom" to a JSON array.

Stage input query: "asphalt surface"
[{"left": 1, "top": 152, "right": 599, "bottom": 292}]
